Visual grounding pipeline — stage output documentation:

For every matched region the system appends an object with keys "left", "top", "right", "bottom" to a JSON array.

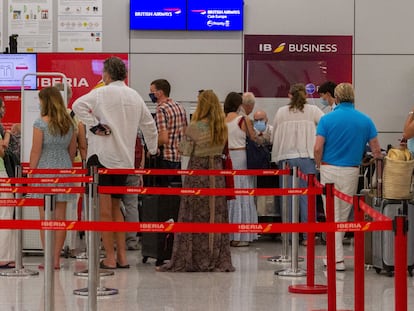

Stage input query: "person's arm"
[
  {"left": 29, "top": 127, "right": 43, "bottom": 168},
  {"left": 403, "top": 110, "right": 414, "bottom": 139},
  {"left": 314, "top": 135, "right": 325, "bottom": 169},
  {"left": 72, "top": 91, "right": 99, "bottom": 128},
  {"left": 68, "top": 131, "right": 77, "bottom": 162},
  {"left": 140, "top": 106, "right": 158, "bottom": 155},
  {"left": 158, "top": 130, "right": 168, "bottom": 146},
  {"left": 368, "top": 137, "right": 383, "bottom": 159},
  {"left": 2, "top": 130, "right": 11, "bottom": 148},
  {"left": 77, "top": 121, "right": 88, "bottom": 160},
  {"left": 241, "top": 117, "right": 257, "bottom": 142}
]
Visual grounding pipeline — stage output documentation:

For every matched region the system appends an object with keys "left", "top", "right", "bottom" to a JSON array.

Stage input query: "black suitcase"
[
  {"left": 140, "top": 191, "right": 180, "bottom": 266},
  {"left": 140, "top": 155, "right": 180, "bottom": 266}
]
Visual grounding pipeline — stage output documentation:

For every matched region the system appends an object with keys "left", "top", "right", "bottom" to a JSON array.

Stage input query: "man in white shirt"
[{"left": 72, "top": 56, "right": 158, "bottom": 269}]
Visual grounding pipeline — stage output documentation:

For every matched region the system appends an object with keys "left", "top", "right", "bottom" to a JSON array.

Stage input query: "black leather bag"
[{"left": 3, "top": 148, "right": 20, "bottom": 177}]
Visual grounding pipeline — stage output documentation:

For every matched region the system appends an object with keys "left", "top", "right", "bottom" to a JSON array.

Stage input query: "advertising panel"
[
  {"left": 187, "top": 0, "right": 243, "bottom": 31},
  {"left": 130, "top": 0, "right": 187, "bottom": 30},
  {"left": 244, "top": 35, "right": 353, "bottom": 98}
]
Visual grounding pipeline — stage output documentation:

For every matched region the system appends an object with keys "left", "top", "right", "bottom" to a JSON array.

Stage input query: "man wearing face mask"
[
  {"left": 149, "top": 79, "right": 188, "bottom": 186},
  {"left": 253, "top": 110, "right": 273, "bottom": 146},
  {"left": 318, "top": 81, "right": 337, "bottom": 112}
]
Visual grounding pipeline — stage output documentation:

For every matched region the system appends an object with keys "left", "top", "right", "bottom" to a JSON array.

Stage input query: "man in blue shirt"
[{"left": 314, "top": 82, "right": 382, "bottom": 271}]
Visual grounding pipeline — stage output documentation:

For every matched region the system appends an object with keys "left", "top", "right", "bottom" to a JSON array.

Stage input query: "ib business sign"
[{"left": 244, "top": 35, "right": 352, "bottom": 98}]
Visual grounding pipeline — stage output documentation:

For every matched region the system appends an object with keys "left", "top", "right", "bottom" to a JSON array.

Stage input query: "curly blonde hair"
[{"left": 192, "top": 90, "right": 227, "bottom": 146}]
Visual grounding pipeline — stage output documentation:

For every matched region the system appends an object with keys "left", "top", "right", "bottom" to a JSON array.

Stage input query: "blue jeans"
[{"left": 278, "top": 158, "right": 316, "bottom": 240}]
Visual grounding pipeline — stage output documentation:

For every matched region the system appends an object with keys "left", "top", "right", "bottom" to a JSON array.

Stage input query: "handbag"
[
  {"left": 239, "top": 117, "right": 270, "bottom": 169},
  {"left": 222, "top": 142, "right": 236, "bottom": 200},
  {"left": 3, "top": 148, "right": 20, "bottom": 177}
]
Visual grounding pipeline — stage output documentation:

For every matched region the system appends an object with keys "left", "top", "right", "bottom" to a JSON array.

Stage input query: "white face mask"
[
  {"left": 254, "top": 120, "right": 266, "bottom": 132},
  {"left": 320, "top": 98, "right": 329, "bottom": 107}
]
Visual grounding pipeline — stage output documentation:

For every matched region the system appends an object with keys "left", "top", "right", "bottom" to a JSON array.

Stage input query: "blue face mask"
[
  {"left": 254, "top": 120, "right": 266, "bottom": 132},
  {"left": 320, "top": 98, "right": 329, "bottom": 107},
  {"left": 149, "top": 93, "right": 158, "bottom": 103}
]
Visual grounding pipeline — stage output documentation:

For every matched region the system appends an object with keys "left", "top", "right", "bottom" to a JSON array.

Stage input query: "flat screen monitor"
[
  {"left": 187, "top": 0, "right": 244, "bottom": 31},
  {"left": 130, "top": 0, "right": 187, "bottom": 30},
  {"left": 0, "top": 53, "right": 37, "bottom": 90}
]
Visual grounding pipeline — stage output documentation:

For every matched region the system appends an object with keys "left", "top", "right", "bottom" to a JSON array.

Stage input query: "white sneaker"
[{"left": 322, "top": 258, "right": 346, "bottom": 271}]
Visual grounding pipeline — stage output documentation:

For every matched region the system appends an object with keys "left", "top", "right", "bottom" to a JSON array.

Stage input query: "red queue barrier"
[{"left": 0, "top": 167, "right": 409, "bottom": 310}]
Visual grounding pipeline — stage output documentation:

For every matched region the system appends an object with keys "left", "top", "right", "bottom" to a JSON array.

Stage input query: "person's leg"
[
  {"left": 112, "top": 197, "right": 128, "bottom": 266},
  {"left": 54, "top": 201, "right": 67, "bottom": 267},
  {"left": 122, "top": 175, "right": 139, "bottom": 249},
  {"left": 297, "top": 158, "right": 317, "bottom": 242},
  {"left": 100, "top": 193, "right": 116, "bottom": 267},
  {"left": 334, "top": 166, "right": 359, "bottom": 262}
]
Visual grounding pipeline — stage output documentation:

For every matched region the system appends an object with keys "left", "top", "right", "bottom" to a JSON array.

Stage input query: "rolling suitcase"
[
  {"left": 140, "top": 156, "right": 180, "bottom": 266},
  {"left": 371, "top": 158, "right": 414, "bottom": 276},
  {"left": 372, "top": 199, "right": 414, "bottom": 276}
]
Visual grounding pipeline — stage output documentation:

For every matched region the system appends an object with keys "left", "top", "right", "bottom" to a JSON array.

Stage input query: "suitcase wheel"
[
  {"left": 142, "top": 256, "right": 149, "bottom": 264},
  {"left": 374, "top": 267, "right": 381, "bottom": 274},
  {"left": 409, "top": 269, "right": 413, "bottom": 277}
]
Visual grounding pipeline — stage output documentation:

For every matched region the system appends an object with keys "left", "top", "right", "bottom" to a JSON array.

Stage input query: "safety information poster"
[
  {"left": 57, "top": 0, "right": 103, "bottom": 52},
  {"left": 7, "top": 0, "right": 53, "bottom": 52}
]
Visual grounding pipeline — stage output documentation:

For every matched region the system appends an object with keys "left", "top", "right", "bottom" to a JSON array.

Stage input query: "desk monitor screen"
[
  {"left": 187, "top": 0, "right": 244, "bottom": 31},
  {"left": 0, "top": 53, "right": 37, "bottom": 90},
  {"left": 130, "top": 0, "right": 187, "bottom": 30}
]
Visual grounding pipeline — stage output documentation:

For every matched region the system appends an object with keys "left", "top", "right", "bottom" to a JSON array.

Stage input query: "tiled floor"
[{"left": 0, "top": 236, "right": 412, "bottom": 311}]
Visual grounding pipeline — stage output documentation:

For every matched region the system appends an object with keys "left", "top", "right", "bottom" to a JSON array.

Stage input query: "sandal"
[{"left": 99, "top": 260, "right": 116, "bottom": 270}]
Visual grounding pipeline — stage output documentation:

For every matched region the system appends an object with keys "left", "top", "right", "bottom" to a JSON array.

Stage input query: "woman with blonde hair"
[
  {"left": 30, "top": 86, "right": 77, "bottom": 269},
  {"left": 157, "top": 89, "right": 235, "bottom": 272}
]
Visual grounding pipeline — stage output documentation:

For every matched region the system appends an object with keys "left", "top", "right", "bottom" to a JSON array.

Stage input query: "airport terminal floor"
[{"left": 0, "top": 235, "right": 412, "bottom": 311}]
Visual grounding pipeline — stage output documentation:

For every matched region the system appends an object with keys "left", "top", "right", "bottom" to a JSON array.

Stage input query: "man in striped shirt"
[{"left": 149, "top": 79, "right": 188, "bottom": 186}]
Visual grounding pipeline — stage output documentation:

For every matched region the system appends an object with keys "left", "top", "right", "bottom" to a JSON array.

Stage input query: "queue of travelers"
[{"left": 0, "top": 58, "right": 385, "bottom": 275}]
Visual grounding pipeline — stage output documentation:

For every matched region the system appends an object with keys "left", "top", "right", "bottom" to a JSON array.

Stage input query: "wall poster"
[
  {"left": 57, "top": 0, "right": 103, "bottom": 52},
  {"left": 8, "top": 0, "right": 53, "bottom": 52}
]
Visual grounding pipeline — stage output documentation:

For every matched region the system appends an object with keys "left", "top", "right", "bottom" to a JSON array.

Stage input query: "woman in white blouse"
[{"left": 271, "top": 83, "right": 324, "bottom": 245}]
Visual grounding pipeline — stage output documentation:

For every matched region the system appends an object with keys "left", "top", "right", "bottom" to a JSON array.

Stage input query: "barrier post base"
[
  {"left": 288, "top": 284, "right": 328, "bottom": 294},
  {"left": 268, "top": 255, "right": 305, "bottom": 263},
  {"left": 0, "top": 268, "right": 39, "bottom": 277},
  {"left": 275, "top": 268, "right": 306, "bottom": 277},
  {"left": 73, "top": 287, "right": 119, "bottom": 296},
  {"left": 74, "top": 269, "right": 115, "bottom": 277}
]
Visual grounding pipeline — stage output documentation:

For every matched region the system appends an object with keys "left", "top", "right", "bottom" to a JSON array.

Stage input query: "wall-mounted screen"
[
  {"left": 130, "top": 0, "right": 187, "bottom": 30},
  {"left": 0, "top": 54, "right": 37, "bottom": 90},
  {"left": 187, "top": 0, "right": 243, "bottom": 31}
]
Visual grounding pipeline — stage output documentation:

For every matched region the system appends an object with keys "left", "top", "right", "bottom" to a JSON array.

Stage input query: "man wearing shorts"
[{"left": 73, "top": 56, "right": 158, "bottom": 269}]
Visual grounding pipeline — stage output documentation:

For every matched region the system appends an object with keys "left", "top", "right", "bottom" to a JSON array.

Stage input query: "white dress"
[{"left": 226, "top": 116, "right": 258, "bottom": 242}]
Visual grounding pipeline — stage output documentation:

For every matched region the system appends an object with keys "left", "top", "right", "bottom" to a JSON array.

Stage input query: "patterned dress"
[
  {"left": 31, "top": 118, "right": 75, "bottom": 202},
  {"left": 160, "top": 121, "right": 235, "bottom": 272}
]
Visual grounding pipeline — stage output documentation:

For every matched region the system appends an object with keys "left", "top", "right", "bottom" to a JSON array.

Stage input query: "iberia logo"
[
  {"left": 164, "top": 223, "right": 174, "bottom": 232},
  {"left": 262, "top": 224, "right": 272, "bottom": 233},
  {"left": 361, "top": 222, "right": 371, "bottom": 231},
  {"left": 273, "top": 43, "right": 286, "bottom": 53},
  {"left": 65, "top": 188, "right": 72, "bottom": 193},
  {"left": 66, "top": 222, "right": 76, "bottom": 230}
]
